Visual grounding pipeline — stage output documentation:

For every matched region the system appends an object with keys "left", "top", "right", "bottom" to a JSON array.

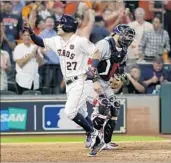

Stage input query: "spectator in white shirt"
[
  {"left": 0, "top": 49, "right": 11, "bottom": 91},
  {"left": 127, "top": 8, "right": 153, "bottom": 64},
  {"left": 13, "top": 30, "right": 44, "bottom": 94}
]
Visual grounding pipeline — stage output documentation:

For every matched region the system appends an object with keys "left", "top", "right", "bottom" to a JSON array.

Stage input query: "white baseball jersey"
[{"left": 43, "top": 34, "right": 97, "bottom": 79}]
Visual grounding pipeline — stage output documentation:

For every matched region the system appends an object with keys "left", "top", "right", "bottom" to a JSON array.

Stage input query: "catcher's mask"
[{"left": 113, "top": 24, "right": 135, "bottom": 48}]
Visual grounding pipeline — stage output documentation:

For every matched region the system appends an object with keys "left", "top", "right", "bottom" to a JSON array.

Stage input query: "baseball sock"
[
  {"left": 73, "top": 113, "right": 94, "bottom": 133},
  {"left": 85, "top": 116, "right": 93, "bottom": 127},
  {"left": 85, "top": 116, "right": 93, "bottom": 136}
]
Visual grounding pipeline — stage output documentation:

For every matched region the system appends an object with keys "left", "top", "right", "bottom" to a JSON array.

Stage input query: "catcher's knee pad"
[
  {"left": 92, "top": 116, "right": 105, "bottom": 130},
  {"left": 103, "top": 119, "right": 116, "bottom": 144},
  {"left": 98, "top": 104, "right": 111, "bottom": 116},
  {"left": 110, "top": 106, "right": 119, "bottom": 118},
  {"left": 109, "top": 98, "right": 120, "bottom": 117}
]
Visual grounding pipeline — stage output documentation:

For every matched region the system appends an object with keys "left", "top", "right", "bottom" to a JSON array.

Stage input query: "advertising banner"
[
  {"left": 0, "top": 108, "right": 27, "bottom": 131},
  {"left": 0, "top": 98, "right": 126, "bottom": 135}
]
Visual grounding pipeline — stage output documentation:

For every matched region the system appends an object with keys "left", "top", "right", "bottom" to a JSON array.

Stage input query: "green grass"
[{"left": 1, "top": 135, "right": 166, "bottom": 143}]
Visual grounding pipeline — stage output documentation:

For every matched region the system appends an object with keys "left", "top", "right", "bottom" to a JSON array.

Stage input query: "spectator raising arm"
[
  {"left": 103, "top": 10, "right": 119, "bottom": 22},
  {"left": 1, "top": 33, "right": 16, "bottom": 50},
  {"left": 0, "top": 23, "right": 16, "bottom": 50},
  {"left": 108, "top": 15, "right": 121, "bottom": 32},
  {"left": 149, "top": 0, "right": 163, "bottom": 13}
]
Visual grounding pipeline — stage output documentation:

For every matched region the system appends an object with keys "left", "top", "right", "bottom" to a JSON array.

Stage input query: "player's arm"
[
  {"left": 82, "top": 9, "right": 95, "bottom": 38},
  {"left": 76, "top": 8, "right": 95, "bottom": 39},
  {"left": 87, "top": 39, "right": 110, "bottom": 93},
  {"left": 24, "top": 23, "right": 58, "bottom": 53},
  {"left": 86, "top": 49, "right": 101, "bottom": 81},
  {"left": 23, "top": 23, "right": 45, "bottom": 47},
  {"left": 80, "top": 37, "right": 101, "bottom": 77},
  {"left": 88, "top": 50, "right": 103, "bottom": 94}
]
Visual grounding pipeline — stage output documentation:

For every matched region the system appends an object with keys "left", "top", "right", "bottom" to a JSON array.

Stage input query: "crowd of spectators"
[{"left": 0, "top": 0, "right": 171, "bottom": 95}]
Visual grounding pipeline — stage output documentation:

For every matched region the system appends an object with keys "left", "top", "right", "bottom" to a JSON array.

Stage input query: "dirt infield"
[{"left": 1, "top": 141, "right": 171, "bottom": 162}]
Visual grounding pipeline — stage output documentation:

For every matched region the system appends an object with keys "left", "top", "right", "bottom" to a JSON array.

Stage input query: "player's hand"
[
  {"left": 23, "top": 21, "right": 33, "bottom": 35},
  {"left": 86, "top": 67, "right": 96, "bottom": 80},
  {"left": 93, "top": 81, "right": 102, "bottom": 94}
]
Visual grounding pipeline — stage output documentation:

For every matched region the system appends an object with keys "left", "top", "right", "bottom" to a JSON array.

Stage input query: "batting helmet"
[
  {"left": 113, "top": 24, "right": 135, "bottom": 48},
  {"left": 57, "top": 14, "right": 78, "bottom": 33}
]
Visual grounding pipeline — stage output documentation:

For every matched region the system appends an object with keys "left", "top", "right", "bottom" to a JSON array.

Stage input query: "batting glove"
[{"left": 86, "top": 67, "right": 96, "bottom": 80}]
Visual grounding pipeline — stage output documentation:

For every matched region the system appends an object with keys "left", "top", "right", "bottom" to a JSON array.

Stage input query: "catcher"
[{"left": 86, "top": 24, "right": 135, "bottom": 156}]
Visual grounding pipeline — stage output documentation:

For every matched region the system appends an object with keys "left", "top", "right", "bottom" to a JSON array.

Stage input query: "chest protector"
[{"left": 97, "top": 37, "right": 127, "bottom": 81}]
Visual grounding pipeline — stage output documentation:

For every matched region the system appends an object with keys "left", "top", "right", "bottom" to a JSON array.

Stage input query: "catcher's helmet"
[
  {"left": 113, "top": 24, "right": 135, "bottom": 48},
  {"left": 56, "top": 14, "right": 78, "bottom": 33}
]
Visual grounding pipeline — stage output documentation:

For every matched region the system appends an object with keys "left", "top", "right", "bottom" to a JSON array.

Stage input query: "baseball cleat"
[
  {"left": 103, "top": 142, "right": 119, "bottom": 150},
  {"left": 90, "top": 129, "right": 99, "bottom": 148},
  {"left": 87, "top": 141, "right": 106, "bottom": 157},
  {"left": 110, "top": 142, "right": 119, "bottom": 149},
  {"left": 97, "top": 141, "right": 106, "bottom": 153},
  {"left": 87, "top": 150, "right": 97, "bottom": 157}
]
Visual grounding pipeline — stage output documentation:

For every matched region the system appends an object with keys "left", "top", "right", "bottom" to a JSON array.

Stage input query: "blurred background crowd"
[{"left": 0, "top": 0, "right": 171, "bottom": 95}]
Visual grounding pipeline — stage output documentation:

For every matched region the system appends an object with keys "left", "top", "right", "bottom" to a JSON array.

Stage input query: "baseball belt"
[{"left": 66, "top": 76, "right": 78, "bottom": 85}]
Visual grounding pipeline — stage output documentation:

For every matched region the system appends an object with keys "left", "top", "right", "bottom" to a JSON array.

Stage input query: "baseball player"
[
  {"left": 24, "top": 14, "right": 102, "bottom": 151},
  {"left": 87, "top": 24, "right": 135, "bottom": 156}
]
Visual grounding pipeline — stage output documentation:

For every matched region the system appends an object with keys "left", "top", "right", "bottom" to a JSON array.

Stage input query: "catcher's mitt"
[
  {"left": 110, "top": 76, "right": 123, "bottom": 89},
  {"left": 110, "top": 73, "right": 128, "bottom": 89}
]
